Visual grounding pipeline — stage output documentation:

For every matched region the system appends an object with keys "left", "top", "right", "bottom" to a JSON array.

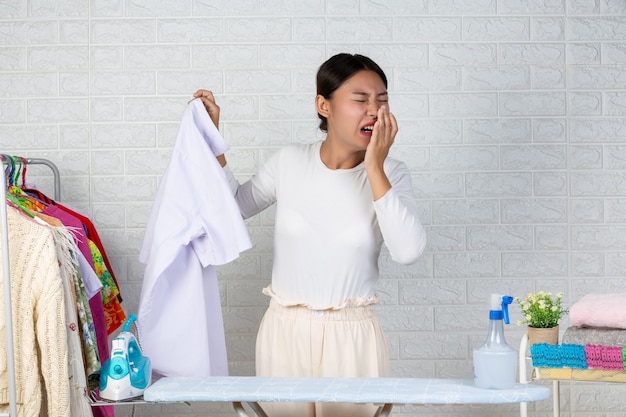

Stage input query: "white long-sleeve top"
[
  {"left": 138, "top": 99, "right": 252, "bottom": 377},
  {"left": 224, "top": 141, "right": 426, "bottom": 310}
]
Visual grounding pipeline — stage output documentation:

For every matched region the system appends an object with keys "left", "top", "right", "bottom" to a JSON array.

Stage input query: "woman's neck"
[{"left": 319, "top": 139, "right": 365, "bottom": 170}]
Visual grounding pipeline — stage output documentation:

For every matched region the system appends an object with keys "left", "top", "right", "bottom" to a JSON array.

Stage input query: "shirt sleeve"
[
  {"left": 222, "top": 149, "right": 281, "bottom": 219},
  {"left": 374, "top": 160, "right": 427, "bottom": 265}
]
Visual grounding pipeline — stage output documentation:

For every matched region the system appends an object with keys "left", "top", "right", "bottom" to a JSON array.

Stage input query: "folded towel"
[
  {"left": 563, "top": 326, "right": 626, "bottom": 346},
  {"left": 569, "top": 293, "right": 626, "bottom": 329}
]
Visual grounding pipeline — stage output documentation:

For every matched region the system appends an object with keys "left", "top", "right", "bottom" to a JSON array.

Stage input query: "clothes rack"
[{"left": 1, "top": 157, "right": 61, "bottom": 417}]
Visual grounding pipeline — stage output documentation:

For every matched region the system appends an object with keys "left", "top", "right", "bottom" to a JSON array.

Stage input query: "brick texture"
[{"left": 2, "top": 0, "right": 626, "bottom": 415}]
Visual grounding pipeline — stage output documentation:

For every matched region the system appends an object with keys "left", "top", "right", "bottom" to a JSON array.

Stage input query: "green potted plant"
[{"left": 516, "top": 291, "right": 568, "bottom": 345}]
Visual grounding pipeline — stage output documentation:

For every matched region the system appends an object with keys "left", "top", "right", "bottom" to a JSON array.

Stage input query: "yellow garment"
[{"left": 0, "top": 206, "right": 71, "bottom": 417}]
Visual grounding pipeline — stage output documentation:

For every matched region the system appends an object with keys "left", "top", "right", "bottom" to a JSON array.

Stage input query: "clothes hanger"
[
  {"left": 5, "top": 193, "right": 35, "bottom": 218},
  {"left": 11, "top": 156, "right": 21, "bottom": 187},
  {"left": 2, "top": 154, "right": 47, "bottom": 214},
  {"left": 15, "top": 157, "right": 51, "bottom": 207},
  {"left": 2, "top": 155, "right": 59, "bottom": 206},
  {"left": 17, "top": 156, "right": 28, "bottom": 188},
  {"left": 1, "top": 154, "right": 14, "bottom": 186},
  {"left": 2, "top": 154, "right": 20, "bottom": 187}
]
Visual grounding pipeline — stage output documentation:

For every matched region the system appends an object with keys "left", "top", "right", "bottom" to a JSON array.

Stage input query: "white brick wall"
[{"left": 2, "top": 0, "right": 626, "bottom": 415}]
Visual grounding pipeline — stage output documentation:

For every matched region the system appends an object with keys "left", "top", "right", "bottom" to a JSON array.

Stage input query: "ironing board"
[{"left": 142, "top": 376, "right": 551, "bottom": 417}]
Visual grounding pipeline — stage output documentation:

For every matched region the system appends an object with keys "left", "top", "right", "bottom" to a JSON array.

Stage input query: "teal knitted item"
[{"left": 530, "top": 343, "right": 587, "bottom": 369}]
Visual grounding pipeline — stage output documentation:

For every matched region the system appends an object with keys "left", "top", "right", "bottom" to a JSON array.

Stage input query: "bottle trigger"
[{"left": 501, "top": 295, "right": 513, "bottom": 325}]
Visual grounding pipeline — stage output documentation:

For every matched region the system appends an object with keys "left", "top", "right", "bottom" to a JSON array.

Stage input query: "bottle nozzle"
[{"left": 489, "top": 294, "right": 513, "bottom": 324}]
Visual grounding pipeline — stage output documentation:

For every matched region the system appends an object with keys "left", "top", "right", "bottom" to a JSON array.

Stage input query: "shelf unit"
[{"left": 518, "top": 332, "right": 626, "bottom": 417}]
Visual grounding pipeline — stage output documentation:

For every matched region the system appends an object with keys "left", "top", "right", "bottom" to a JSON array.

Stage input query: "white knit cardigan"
[{"left": 0, "top": 206, "right": 71, "bottom": 417}]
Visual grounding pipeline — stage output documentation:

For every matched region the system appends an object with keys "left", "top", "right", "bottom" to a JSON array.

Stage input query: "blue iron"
[{"left": 100, "top": 314, "right": 152, "bottom": 401}]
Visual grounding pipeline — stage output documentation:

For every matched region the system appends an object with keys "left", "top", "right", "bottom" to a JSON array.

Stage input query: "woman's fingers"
[
  {"left": 191, "top": 89, "right": 220, "bottom": 128},
  {"left": 389, "top": 111, "right": 398, "bottom": 140},
  {"left": 373, "top": 105, "right": 396, "bottom": 146},
  {"left": 193, "top": 89, "right": 213, "bottom": 99}
]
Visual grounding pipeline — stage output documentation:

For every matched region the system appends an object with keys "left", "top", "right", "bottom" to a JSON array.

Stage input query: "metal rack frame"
[{"left": 519, "top": 333, "right": 560, "bottom": 417}]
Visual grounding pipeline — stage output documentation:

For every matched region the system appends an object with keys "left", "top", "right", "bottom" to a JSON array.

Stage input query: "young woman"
[{"left": 194, "top": 53, "right": 427, "bottom": 417}]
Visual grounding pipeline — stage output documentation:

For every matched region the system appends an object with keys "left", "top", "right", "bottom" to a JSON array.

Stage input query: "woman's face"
[{"left": 317, "top": 70, "right": 389, "bottom": 151}]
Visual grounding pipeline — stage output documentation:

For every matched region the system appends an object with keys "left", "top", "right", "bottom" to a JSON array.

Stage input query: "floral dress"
[{"left": 89, "top": 240, "right": 126, "bottom": 335}]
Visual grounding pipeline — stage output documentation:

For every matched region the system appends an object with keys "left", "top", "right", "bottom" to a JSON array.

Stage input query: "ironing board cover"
[{"left": 143, "top": 376, "right": 550, "bottom": 405}]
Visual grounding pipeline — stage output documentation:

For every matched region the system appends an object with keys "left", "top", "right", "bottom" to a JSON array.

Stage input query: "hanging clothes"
[
  {"left": 4, "top": 164, "right": 112, "bottom": 361},
  {"left": 19, "top": 185, "right": 124, "bottom": 361},
  {"left": 20, "top": 181, "right": 123, "bottom": 303},
  {"left": 2, "top": 155, "right": 116, "bottom": 417},
  {"left": 37, "top": 212, "right": 95, "bottom": 417},
  {"left": 0, "top": 206, "right": 71, "bottom": 417},
  {"left": 138, "top": 98, "right": 252, "bottom": 377},
  {"left": 89, "top": 240, "right": 125, "bottom": 335},
  {"left": 35, "top": 198, "right": 123, "bottom": 302}
]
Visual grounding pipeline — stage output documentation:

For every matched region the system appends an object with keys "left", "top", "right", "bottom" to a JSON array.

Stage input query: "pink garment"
[
  {"left": 569, "top": 293, "right": 626, "bottom": 329},
  {"left": 43, "top": 205, "right": 93, "bottom": 269}
]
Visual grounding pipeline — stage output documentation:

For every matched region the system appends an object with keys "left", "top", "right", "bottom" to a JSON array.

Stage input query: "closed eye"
[{"left": 352, "top": 91, "right": 388, "bottom": 102}]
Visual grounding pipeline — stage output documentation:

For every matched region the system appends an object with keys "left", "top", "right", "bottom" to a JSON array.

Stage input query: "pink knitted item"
[{"left": 584, "top": 344, "right": 625, "bottom": 370}]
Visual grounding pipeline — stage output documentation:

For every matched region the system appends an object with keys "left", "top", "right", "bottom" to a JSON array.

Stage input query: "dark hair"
[{"left": 316, "top": 53, "right": 388, "bottom": 132}]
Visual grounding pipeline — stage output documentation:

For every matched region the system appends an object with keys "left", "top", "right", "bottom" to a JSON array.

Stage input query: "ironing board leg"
[
  {"left": 553, "top": 380, "right": 560, "bottom": 417},
  {"left": 232, "top": 401, "right": 270, "bottom": 417},
  {"left": 373, "top": 403, "right": 393, "bottom": 417},
  {"left": 247, "top": 401, "right": 270, "bottom": 417},
  {"left": 232, "top": 402, "right": 250, "bottom": 417}
]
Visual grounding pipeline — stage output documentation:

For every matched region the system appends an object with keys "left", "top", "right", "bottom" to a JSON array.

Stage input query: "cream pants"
[{"left": 255, "top": 299, "right": 390, "bottom": 417}]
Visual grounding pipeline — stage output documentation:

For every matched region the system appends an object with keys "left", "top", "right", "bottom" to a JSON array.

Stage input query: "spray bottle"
[{"left": 473, "top": 294, "right": 517, "bottom": 389}]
